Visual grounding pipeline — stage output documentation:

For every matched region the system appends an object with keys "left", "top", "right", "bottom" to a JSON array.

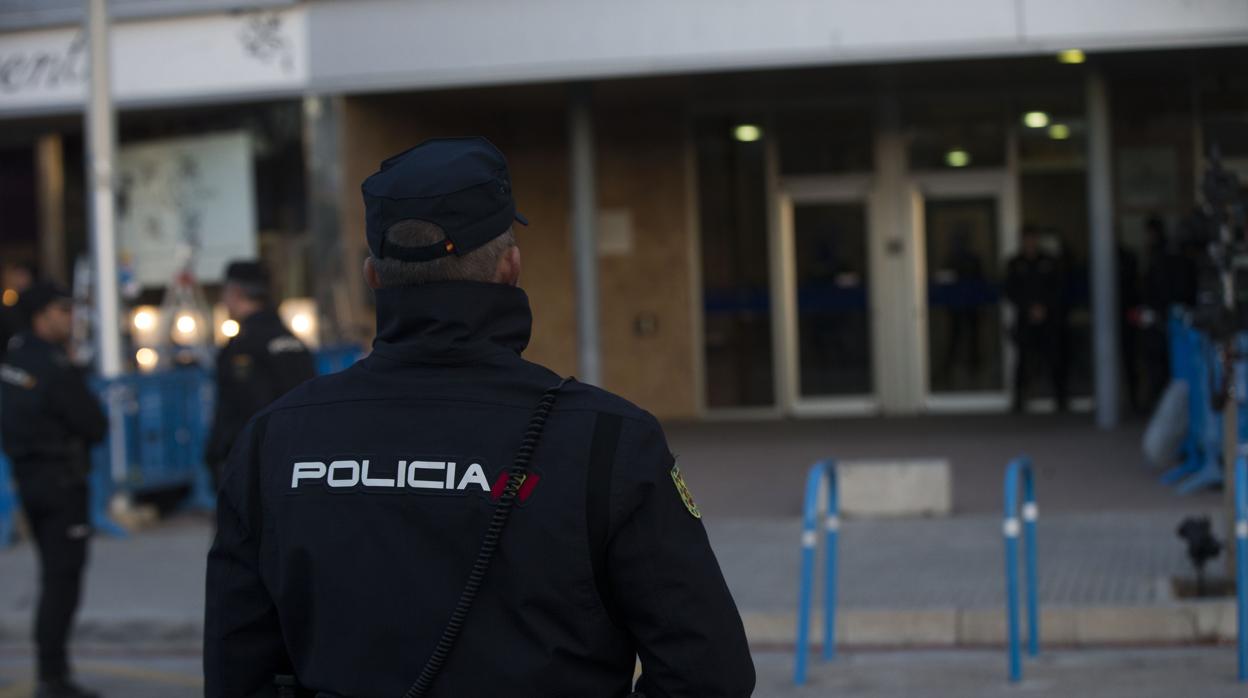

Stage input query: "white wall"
[
  {"left": 306, "top": 0, "right": 1248, "bottom": 94},
  {"left": 0, "top": 6, "right": 307, "bottom": 116}
]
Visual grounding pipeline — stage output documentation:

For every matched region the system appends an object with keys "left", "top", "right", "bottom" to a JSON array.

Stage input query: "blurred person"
[
  {"left": 204, "top": 138, "right": 754, "bottom": 697},
  {"left": 203, "top": 261, "right": 315, "bottom": 484},
  {"left": 1140, "top": 216, "right": 1197, "bottom": 408},
  {"left": 1006, "top": 225, "right": 1065, "bottom": 412},
  {"left": 0, "top": 283, "right": 106, "bottom": 698},
  {"left": 1118, "top": 240, "right": 1141, "bottom": 412},
  {"left": 0, "top": 260, "right": 37, "bottom": 362},
  {"left": 944, "top": 226, "right": 986, "bottom": 375}
]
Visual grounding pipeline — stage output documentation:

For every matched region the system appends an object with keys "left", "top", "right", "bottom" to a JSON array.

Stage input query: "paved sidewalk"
[
  {"left": 1, "top": 647, "right": 1243, "bottom": 698},
  {"left": 0, "top": 508, "right": 1232, "bottom": 647},
  {"left": 665, "top": 414, "right": 1220, "bottom": 517}
]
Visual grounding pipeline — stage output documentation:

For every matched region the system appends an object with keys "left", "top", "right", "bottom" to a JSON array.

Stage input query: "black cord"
[{"left": 403, "top": 378, "right": 569, "bottom": 698}]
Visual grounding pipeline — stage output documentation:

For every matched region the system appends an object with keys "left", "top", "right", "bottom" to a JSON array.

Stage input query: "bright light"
[
  {"left": 135, "top": 347, "right": 159, "bottom": 370},
  {"left": 291, "top": 313, "right": 312, "bottom": 334},
  {"left": 1057, "top": 49, "right": 1085, "bottom": 65},
  {"left": 133, "top": 309, "right": 155, "bottom": 331},
  {"left": 221, "top": 319, "right": 240, "bottom": 338},
  {"left": 1022, "top": 111, "right": 1050, "bottom": 129},
  {"left": 175, "top": 314, "right": 197, "bottom": 335},
  {"left": 1048, "top": 123, "right": 1071, "bottom": 140},
  {"left": 733, "top": 124, "right": 762, "bottom": 143},
  {"left": 1, "top": 289, "right": 16, "bottom": 307},
  {"left": 945, "top": 149, "right": 971, "bottom": 168}
]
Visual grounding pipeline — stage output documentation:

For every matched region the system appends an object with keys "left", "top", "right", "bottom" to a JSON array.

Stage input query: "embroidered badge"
[{"left": 670, "top": 461, "right": 701, "bottom": 519}]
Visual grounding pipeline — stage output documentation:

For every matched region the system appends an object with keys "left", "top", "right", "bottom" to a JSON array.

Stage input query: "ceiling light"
[
  {"left": 1057, "top": 49, "right": 1085, "bottom": 65},
  {"left": 945, "top": 149, "right": 971, "bottom": 168},
  {"left": 133, "top": 309, "right": 155, "bottom": 331},
  {"left": 175, "top": 314, "right": 197, "bottom": 335},
  {"left": 1048, "top": 123, "right": 1071, "bottom": 140},
  {"left": 1022, "top": 111, "right": 1050, "bottom": 129},
  {"left": 135, "top": 347, "right": 159, "bottom": 370},
  {"left": 733, "top": 124, "right": 762, "bottom": 143}
]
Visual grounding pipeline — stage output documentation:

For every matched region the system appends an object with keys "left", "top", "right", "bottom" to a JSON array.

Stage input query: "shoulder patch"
[
  {"left": 669, "top": 460, "right": 701, "bottom": 519},
  {"left": 0, "top": 364, "right": 36, "bottom": 390}
]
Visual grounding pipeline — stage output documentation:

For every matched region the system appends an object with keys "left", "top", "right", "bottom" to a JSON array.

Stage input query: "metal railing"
[
  {"left": 794, "top": 458, "right": 839, "bottom": 686},
  {"left": 1236, "top": 451, "right": 1247, "bottom": 683},
  {"left": 2, "top": 344, "right": 367, "bottom": 545},
  {"left": 1003, "top": 455, "right": 1040, "bottom": 683}
]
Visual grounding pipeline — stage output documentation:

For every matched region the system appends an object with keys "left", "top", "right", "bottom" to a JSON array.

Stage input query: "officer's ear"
[
  {"left": 363, "top": 257, "right": 383, "bottom": 290},
  {"left": 494, "top": 244, "right": 521, "bottom": 287}
]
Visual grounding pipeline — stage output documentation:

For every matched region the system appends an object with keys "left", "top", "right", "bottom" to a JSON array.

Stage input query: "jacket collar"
[
  {"left": 240, "top": 308, "right": 282, "bottom": 332},
  {"left": 371, "top": 281, "right": 531, "bottom": 365}
]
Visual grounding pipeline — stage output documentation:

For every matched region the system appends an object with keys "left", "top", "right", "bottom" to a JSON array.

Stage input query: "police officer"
[
  {"left": 0, "top": 283, "right": 106, "bottom": 698},
  {"left": 205, "top": 138, "right": 755, "bottom": 697},
  {"left": 0, "top": 261, "right": 36, "bottom": 363},
  {"left": 204, "top": 261, "right": 315, "bottom": 483},
  {"left": 1005, "top": 226, "right": 1066, "bottom": 412}
]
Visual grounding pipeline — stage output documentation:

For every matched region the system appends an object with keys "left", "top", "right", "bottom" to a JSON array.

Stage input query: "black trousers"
[
  {"left": 1014, "top": 321, "right": 1068, "bottom": 411},
  {"left": 15, "top": 466, "right": 91, "bottom": 681}
]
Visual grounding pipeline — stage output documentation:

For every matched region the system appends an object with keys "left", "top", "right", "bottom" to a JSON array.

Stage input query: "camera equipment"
[{"left": 1176, "top": 515, "right": 1223, "bottom": 596}]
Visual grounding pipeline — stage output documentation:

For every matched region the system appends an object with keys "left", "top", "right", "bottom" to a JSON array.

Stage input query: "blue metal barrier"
[
  {"left": 0, "top": 452, "right": 15, "bottom": 546},
  {"left": 1236, "top": 451, "right": 1247, "bottom": 683},
  {"left": 3, "top": 344, "right": 365, "bottom": 543},
  {"left": 315, "top": 344, "right": 367, "bottom": 375},
  {"left": 1003, "top": 456, "right": 1039, "bottom": 683},
  {"left": 794, "top": 459, "right": 839, "bottom": 686}
]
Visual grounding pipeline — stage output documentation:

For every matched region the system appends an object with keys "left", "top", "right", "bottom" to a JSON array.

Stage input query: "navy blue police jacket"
[{"left": 204, "top": 281, "right": 755, "bottom": 698}]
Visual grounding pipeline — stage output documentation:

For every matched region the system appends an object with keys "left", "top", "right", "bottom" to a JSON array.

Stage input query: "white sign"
[
  {"left": 0, "top": 7, "right": 306, "bottom": 113},
  {"left": 117, "top": 131, "right": 257, "bottom": 287}
]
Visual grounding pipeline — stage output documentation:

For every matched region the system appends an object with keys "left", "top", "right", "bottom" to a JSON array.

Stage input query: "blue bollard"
[
  {"left": 1236, "top": 452, "right": 1247, "bottom": 683},
  {"left": 1004, "top": 456, "right": 1039, "bottom": 683},
  {"left": 794, "top": 459, "right": 839, "bottom": 686},
  {"left": 0, "top": 452, "right": 15, "bottom": 547}
]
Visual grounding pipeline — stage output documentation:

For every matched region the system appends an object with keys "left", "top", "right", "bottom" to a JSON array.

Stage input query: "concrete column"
[
  {"left": 35, "top": 134, "right": 67, "bottom": 285},
  {"left": 1085, "top": 71, "right": 1119, "bottom": 429},
  {"left": 569, "top": 84, "right": 601, "bottom": 385},
  {"left": 302, "top": 94, "right": 353, "bottom": 345},
  {"left": 85, "top": 0, "right": 121, "bottom": 379}
]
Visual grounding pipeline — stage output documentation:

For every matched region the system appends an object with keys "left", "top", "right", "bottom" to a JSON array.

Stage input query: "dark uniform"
[
  {"left": 1005, "top": 248, "right": 1066, "bottom": 411},
  {"left": 205, "top": 138, "right": 755, "bottom": 698},
  {"left": 0, "top": 287, "right": 107, "bottom": 690},
  {"left": 205, "top": 306, "right": 316, "bottom": 480}
]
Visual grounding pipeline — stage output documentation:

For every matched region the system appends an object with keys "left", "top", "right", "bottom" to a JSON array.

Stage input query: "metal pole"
[
  {"left": 1085, "top": 70, "right": 1119, "bottom": 429},
  {"left": 1004, "top": 463, "right": 1022, "bottom": 683},
  {"left": 569, "top": 84, "right": 601, "bottom": 386},
  {"left": 86, "top": 0, "right": 122, "bottom": 379},
  {"left": 794, "top": 464, "right": 821, "bottom": 685},
  {"left": 85, "top": 0, "right": 131, "bottom": 526},
  {"left": 823, "top": 461, "right": 839, "bottom": 661},
  {"left": 1235, "top": 453, "right": 1246, "bottom": 682},
  {"left": 1022, "top": 466, "right": 1039, "bottom": 657}
]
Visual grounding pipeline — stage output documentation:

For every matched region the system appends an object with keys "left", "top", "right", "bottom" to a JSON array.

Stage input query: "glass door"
[
  {"left": 915, "top": 172, "right": 1014, "bottom": 410},
  {"left": 779, "top": 178, "right": 877, "bottom": 415}
]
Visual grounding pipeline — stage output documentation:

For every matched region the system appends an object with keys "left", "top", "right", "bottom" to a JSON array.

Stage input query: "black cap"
[
  {"left": 361, "top": 137, "right": 527, "bottom": 263},
  {"left": 224, "top": 260, "right": 271, "bottom": 288},
  {"left": 18, "top": 281, "right": 71, "bottom": 317}
]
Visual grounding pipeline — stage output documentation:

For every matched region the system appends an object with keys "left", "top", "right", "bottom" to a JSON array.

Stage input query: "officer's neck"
[
  {"left": 371, "top": 281, "right": 531, "bottom": 364},
  {"left": 30, "top": 322, "right": 67, "bottom": 349}
]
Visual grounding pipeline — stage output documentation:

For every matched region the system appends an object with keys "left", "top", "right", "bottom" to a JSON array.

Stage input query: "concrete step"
[{"left": 744, "top": 601, "right": 1240, "bottom": 648}]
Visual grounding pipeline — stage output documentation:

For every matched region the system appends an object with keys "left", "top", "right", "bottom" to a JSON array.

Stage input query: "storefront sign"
[
  {"left": 117, "top": 131, "right": 257, "bottom": 287},
  {"left": 0, "top": 7, "right": 306, "bottom": 113}
]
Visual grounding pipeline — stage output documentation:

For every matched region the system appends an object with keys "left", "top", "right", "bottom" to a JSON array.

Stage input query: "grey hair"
[{"left": 370, "top": 220, "right": 516, "bottom": 287}]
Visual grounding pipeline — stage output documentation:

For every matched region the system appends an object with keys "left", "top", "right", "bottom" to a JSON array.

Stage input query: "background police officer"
[
  {"left": 0, "top": 283, "right": 106, "bottom": 698},
  {"left": 204, "top": 261, "right": 315, "bottom": 483},
  {"left": 1005, "top": 225, "right": 1067, "bottom": 413},
  {"left": 205, "top": 138, "right": 755, "bottom": 697}
]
